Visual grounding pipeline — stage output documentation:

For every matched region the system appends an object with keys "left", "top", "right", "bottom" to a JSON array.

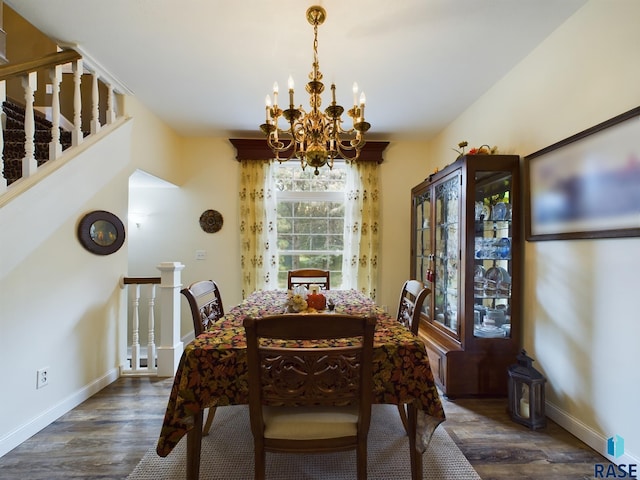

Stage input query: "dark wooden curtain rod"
[{"left": 229, "top": 139, "right": 389, "bottom": 164}]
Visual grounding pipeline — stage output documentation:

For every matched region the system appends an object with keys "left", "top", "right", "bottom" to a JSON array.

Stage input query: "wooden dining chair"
[
  {"left": 243, "top": 313, "right": 377, "bottom": 480},
  {"left": 287, "top": 268, "right": 330, "bottom": 290},
  {"left": 396, "top": 280, "right": 430, "bottom": 335},
  {"left": 181, "top": 279, "right": 225, "bottom": 436},
  {"left": 396, "top": 280, "right": 430, "bottom": 434}
]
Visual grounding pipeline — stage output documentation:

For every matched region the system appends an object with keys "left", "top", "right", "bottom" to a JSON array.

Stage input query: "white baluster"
[
  {"left": 49, "top": 64, "right": 63, "bottom": 160},
  {"left": 90, "top": 71, "right": 101, "bottom": 134},
  {"left": 131, "top": 284, "right": 141, "bottom": 371},
  {"left": 71, "top": 59, "right": 83, "bottom": 146},
  {"left": 0, "top": 80, "right": 6, "bottom": 193},
  {"left": 106, "top": 84, "right": 116, "bottom": 125},
  {"left": 147, "top": 284, "right": 157, "bottom": 372},
  {"left": 21, "top": 71, "right": 38, "bottom": 178}
]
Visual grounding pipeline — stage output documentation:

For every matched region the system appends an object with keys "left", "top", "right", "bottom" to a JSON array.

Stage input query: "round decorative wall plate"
[{"left": 199, "top": 209, "right": 223, "bottom": 233}]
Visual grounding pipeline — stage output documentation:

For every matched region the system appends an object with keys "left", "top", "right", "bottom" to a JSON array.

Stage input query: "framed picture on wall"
[{"left": 524, "top": 106, "right": 640, "bottom": 241}]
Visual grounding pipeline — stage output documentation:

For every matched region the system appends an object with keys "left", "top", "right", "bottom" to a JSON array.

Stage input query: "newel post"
[{"left": 156, "top": 262, "right": 185, "bottom": 376}]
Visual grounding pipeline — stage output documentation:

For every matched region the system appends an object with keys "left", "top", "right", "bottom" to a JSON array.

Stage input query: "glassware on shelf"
[
  {"left": 492, "top": 201, "right": 508, "bottom": 221},
  {"left": 496, "top": 237, "right": 511, "bottom": 259}
]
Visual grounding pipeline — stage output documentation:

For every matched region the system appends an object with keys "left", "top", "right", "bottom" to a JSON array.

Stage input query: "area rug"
[{"left": 129, "top": 404, "right": 480, "bottom": 480}]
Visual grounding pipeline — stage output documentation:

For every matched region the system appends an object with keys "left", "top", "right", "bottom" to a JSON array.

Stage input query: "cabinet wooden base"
[{"left": 423, "top": 334, "right": 517, "bottom": 398}]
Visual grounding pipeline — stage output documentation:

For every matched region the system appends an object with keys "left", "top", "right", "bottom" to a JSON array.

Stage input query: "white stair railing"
[
  {"left": 120, "top": 262, "right": 185, "bottom": 377},
  {"left": 0, "top": 48, "right": 130, "bottom": 197},
  {"left": 120, "top": 276, "right": 161, "bottom": 376}
]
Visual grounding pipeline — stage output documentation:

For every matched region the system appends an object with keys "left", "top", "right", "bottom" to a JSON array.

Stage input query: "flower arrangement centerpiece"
[
  {"left": 286, "top": 291, "right": 308, "bottom": 313},
  {"left": 453, "top": 141, "right": 498, "bottom": 159}
]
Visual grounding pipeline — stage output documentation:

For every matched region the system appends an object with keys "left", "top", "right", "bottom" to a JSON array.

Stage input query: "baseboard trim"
[
  {"left": 546, "top": 400, "right": 639, "bottom": 467},
  {"left": 0, "top": 368, "right": 119, "bottom": 458}
]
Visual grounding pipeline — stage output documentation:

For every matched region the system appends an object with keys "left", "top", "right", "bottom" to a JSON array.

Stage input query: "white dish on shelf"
[
  {"left": 485, "top": 266, "right": 511, "bottom": 284},
  {"left": 474, "top": 325, "right": 507, "bottom": 338}
]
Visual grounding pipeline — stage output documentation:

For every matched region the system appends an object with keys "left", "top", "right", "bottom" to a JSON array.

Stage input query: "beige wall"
[
  {"left": 428, "top": 0, "right": 640, "bottom": 463},
  {"left": 0, "top": 121, "right": 134, "bottom": 455},
  {"left": 127, "top": 136, "right": 241, "bottom": 335},
  {"left": 378, "top": 141, "right": 431, "bottom": 311},
  {"left": 3, "top": 5, "right": 56, "bottom": 104}
]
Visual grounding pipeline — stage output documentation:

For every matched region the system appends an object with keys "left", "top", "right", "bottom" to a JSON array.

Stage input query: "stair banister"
[
  {"left": 71, "top": 57, "right": 83, "bottom": 146},
  {"left": 0, "top": 48, "right": 131, "bottom": 193},
  {"left": 49, "top": 64, "right": 63, "bottom": 159},
  {"left": 121, "top": 276, "right": 162, "bottom": 375},
  {"left": 90, "top": 70, "right": 100, "bottom": 134},
  {"left": 21, "top": 71, "right": 37, "bottom": 178}
]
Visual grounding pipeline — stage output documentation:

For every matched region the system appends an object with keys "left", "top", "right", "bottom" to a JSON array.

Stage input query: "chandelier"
[{"left": 259, "top": 5, "right": 370, "bottom": 175}]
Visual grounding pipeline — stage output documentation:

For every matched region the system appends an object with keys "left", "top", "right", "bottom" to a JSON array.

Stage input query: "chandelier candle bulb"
[
  {"left": 288, "top": 76, "right": 295, "bottom": 107},
  {"left": 265, "top": 95, "right": 271, "bottom": 122},
  {"left": 353, "top": 82, "right": 358, "bottom": 106},
  {"left": 273, "top": 82, "right": 278, "bottom": 106}
]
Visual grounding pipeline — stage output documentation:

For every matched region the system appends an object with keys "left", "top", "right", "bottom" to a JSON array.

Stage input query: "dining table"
[{"left": 156, "top": 289, "right": 446, "bottom": 479}]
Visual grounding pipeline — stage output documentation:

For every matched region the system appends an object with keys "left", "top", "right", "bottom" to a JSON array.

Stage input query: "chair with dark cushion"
[
  {"left": 181, "top": 280, "right": 225, "bottom": 435},
  {"left": 395, "top": 280, "right": 430, "bottom": 434},
  {"left": 287, "top": 269, "right": 330, "bottom": 290},
  {"left": 243, "top": 313, "right": 376, "bottom": 480}
]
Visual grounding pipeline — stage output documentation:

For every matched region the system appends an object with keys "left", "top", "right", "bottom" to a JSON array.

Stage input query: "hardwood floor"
[
  {"left": 0, "top": 376, "right": 609, "bottom": 479},
  {"left": 441, "top": 396, "right": 607, "bottom": 480}
]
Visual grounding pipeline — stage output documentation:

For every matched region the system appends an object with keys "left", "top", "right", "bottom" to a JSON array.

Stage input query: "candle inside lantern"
[{"left": 519, "top": 398, "right": 530, "bottom": 419}]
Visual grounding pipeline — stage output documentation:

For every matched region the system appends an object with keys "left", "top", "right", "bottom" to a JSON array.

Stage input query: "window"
[{"left": 274, "top": 162, "right": 347, "bottom": 289}]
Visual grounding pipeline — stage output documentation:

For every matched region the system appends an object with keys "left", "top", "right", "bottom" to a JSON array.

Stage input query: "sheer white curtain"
[
  {"left": 342, "top": 161, "right": 380, "bottom": 300},
  {"left": 239, "top": 160, "right": 279, "bottom": 298}
]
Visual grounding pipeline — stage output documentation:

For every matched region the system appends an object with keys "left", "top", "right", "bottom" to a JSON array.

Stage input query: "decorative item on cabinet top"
[
  {"left": 453, "top": 141, "right": 498, "bottom": 159},
  {"left": 199, "top": 209, "right": 224, "bottom": 233}
]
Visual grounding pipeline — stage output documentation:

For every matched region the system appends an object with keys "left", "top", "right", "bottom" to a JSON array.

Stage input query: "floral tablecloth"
[{"left": 156, "top": 289, "right": 445, "bottom": 457}]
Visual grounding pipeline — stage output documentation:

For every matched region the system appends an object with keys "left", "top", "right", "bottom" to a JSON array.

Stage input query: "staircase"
[
  {"left": 2, "top": 99, "right": 77, "bottom": 185},
  {"left": 0, "top": 48, "right": 131, "bottom": 199}
]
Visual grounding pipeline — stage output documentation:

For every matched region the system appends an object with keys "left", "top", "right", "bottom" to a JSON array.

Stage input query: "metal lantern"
[{"left": 508, "top": 350, "right": 547, "bottom": 429}]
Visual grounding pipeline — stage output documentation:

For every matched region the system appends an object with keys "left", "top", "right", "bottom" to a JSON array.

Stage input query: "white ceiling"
[{"left": 7, "top": 0, "right": 587, "bottom": 141}]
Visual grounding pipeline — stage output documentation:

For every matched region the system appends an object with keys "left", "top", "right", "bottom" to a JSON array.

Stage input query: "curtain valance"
[{"left": 229, "top": 139, "right": 389, "bottom": 163}]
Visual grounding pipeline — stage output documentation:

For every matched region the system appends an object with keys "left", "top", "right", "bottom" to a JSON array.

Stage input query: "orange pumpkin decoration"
[{"left": 306, "top": 292, "right": 326, "bottom": 311}]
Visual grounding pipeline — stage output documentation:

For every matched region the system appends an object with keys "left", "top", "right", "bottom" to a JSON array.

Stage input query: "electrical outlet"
[
  {"left": 195, "top": 250, "right": 207, "bottom": 260},
  {"left": 36, "top": 367, "right": 49, "bottom": 389}
]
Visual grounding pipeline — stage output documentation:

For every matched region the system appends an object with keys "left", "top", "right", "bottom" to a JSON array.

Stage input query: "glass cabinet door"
[
  {"left": 433, "top": 173, "right": 461, "bottom": 334},
  {"left": 473, "top": 171, "right": 513, "bottom": 339},
  {"left": 414, "top": 189, "right": 432, "bottom": 318}
]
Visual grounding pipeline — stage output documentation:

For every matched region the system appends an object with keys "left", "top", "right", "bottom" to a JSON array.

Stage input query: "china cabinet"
[{"left": 411, "top": 154, "right": 522, "bottom": 397}]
